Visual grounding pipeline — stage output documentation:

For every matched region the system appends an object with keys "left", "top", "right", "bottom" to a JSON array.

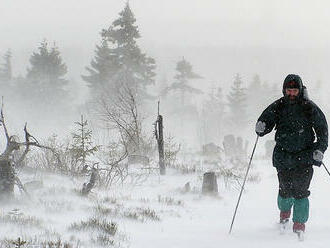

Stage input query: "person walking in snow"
[{"left": 255, "top": 74, "right": 328, "bottom": 236}]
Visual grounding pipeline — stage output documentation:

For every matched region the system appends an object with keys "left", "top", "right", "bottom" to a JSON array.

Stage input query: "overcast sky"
[{"left": 2, "top": 0, "right": 330, "bottom": 90}]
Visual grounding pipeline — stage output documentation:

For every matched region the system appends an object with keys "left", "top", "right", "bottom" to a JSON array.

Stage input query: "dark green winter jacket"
[{"left": 257, "top": 97, "right": 328, "bottom": 169}]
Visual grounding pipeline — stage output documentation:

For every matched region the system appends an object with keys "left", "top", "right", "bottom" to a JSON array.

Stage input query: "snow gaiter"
[
  {"left": 293, "top": 198, "right": 309, "bottom": 223},
  {"left": 277, "top": 194, "right": 294, "bottom": 212}
]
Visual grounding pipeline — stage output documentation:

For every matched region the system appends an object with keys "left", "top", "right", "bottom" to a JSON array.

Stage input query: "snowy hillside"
[{"left": 1, "top": 156, "right": 330, "bottom": 248}]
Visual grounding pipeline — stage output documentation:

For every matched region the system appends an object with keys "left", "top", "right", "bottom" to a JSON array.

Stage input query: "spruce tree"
[
  {"left": 212, "top": 87, "right": 225, "bottom": 113},
  {"left": 82, "top": 39, "right": 119, "bottom": 97},
  {"left": 227, "top": 74, "right": 248, "bottom": 131},
  {"left": 70, "top": 115, "right": 98, "bottom": 173},
  {"left": 99, "top": 2, "right": 156, "bottom": 100},
  {"left": 246, "top": 74, "right": 277, "bottom": 116},
  {"left": 165, "top": 57, "right": 202, "bottom": 105},
  {"left": 249, "top": 74, "right": 262, "bottom": 89},
  {"left": 26, "top": 40, "right": 68, "bottom": 104},
  {"left": 203, "top": 86, "right": 225, "bottom": 120}
]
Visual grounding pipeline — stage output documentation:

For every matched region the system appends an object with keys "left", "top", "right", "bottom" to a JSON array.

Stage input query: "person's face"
[{"left": 285, "top": 88, "right": 299, "bottom": 100}]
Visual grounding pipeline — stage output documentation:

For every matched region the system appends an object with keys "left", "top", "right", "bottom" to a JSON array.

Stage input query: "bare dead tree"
[
  {"left": 97, "top": 84, "right": 145, "bottom": 156},
  {"left": 96, "top": 149, "right": 129, "bottom": 188},
  {"left": 91, "top": 84, "right": 157, "bottom": 188},
  {"left": 0, "top": 104, "right": 60, "bottom": 199}
]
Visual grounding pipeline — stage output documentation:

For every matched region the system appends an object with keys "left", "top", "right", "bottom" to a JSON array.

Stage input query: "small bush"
[
  {"left": 94, "top": 204, "right": 160, "bottom": 222},
  {"left": 0, "top": 237, "right": 77, "bottom": 248},
  {"left": 94, "top": 204, "right": 118, "bottom": 216},
  {"left": 138, "top": 208, "right": 160, "bottom": 221},
  {"left": 12, "top": 237, "right": 26, "bottom": 248},
  {"left": 123, "top": 207, "right": 161, "bottom": 222},
  {"left": 158, "top": 195, "right": 184, "bottom": 206},
  {"left": 69, "top": 218, "right": 117, "bottom": 236},
  {"left": 0, "top": 211, "right": 42, "bottom": 228},
  {"left": 94, "top": 235, "right": 115, "bottom": 247}
]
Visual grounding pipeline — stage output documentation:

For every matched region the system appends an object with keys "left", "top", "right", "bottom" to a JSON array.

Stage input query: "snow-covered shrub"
[
  {"left": 0, "top": 209, "right": 42, "bottom": 228},
  {"left": 69, "top": 217, "right": 118, "bottom": 236},
  {"left": 164, "top": 134, "right": 181, "bottom": 167}
]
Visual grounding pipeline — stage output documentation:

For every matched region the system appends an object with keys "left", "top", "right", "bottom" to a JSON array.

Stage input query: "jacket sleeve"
[
  {"left": 311, "top": 103, "right": 328, "bottom": 153},
  {"left": 256, "top": 100, "right": 280, "bottom": 137}
]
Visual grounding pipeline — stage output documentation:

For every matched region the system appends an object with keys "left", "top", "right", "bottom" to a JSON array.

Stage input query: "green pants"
[{"left": 277, "top": 195, "right": 309, "bottom": 223}]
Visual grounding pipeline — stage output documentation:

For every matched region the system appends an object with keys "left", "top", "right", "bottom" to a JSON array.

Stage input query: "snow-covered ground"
[{"left": 1, "top": 157, "right": 330, "bottom": 248}]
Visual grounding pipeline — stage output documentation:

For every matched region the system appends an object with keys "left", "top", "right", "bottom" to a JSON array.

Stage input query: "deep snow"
[{"left": 1, "top": 157, "right": 330, "bottom": 248}]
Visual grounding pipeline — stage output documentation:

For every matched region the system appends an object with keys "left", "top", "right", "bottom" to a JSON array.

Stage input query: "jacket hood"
[{"left": 282, "top": 74, "right": 303, "bottom": 98}]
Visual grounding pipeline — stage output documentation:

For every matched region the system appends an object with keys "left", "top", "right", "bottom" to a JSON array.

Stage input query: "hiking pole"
[
  {"left": 322, "top": 162, "right": 330, "bottom": 178},
  {"left": 229, "top": 135, "right": 259, "bottom": 234}
]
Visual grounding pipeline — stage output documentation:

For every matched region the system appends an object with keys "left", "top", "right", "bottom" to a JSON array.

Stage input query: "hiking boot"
[
  {"left": 280, "top": 210, "right": 291, "bottom": 223},
  {"left": 279, "top": 211, "right": 291, "bottom": 234},
  {"left": 293, "top": 222, "right": 305, "bottom": 241},
  {"left": 293, "top": 222, "right": 305, "bottom": 233}
]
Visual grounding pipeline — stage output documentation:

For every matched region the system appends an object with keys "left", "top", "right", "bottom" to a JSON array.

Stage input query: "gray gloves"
[
  {"left": 313, "top": 150, "right": 324, "bottom": 163},
  {"left": 255, "top": 121, "right": 266, "bottom": 135}
]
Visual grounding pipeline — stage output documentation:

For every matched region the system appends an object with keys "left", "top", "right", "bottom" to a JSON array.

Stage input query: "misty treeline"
[{"left": 0, "top": 3, "right": 327, "bottom": 198}]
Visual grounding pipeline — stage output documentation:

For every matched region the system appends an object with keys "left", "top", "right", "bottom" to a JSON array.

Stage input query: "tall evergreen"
[
  {"left": 0, "top": 49, "right": 12, "bottom": 82},
  {"left": 227, "top": 74, "right": 248, "bottom": 130},
  {"left": 26, "top": 40, "right": 68, "bottom": 104},
  {"left": 203, "top": 86, "right": 225, "bottom": 118},
  {"left": 82, "top": 39, "right": 119, "bottom": 97},
  {"left": 165, "top": 57, "right": 202, "bottom": 105},
  {"left": 246, "top": 74, "right": 277, "bottom": 117},
  {"left": 248, "top": 74, "right": 262, "bottom": 90},
  {"left": 99, "top": 2, "right": 156, "bottom": 100},
  {"left": 211, "top": 87, "right": 225, "bottom": 116}
]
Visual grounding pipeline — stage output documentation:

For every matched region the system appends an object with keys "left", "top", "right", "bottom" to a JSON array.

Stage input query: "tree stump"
[
  {"left": 202, "top": 172, "right": 218, "bottom": 195},
  {"left": 81, "top": 168, "right": 97, "bottom": 196},
  {"left": 0, "top": 159, "right": 15, "bottom": 199}
]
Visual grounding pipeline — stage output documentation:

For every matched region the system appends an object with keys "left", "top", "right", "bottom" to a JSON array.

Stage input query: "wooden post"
[
  {"left": 155, "top": 101, "right": 166, "bottom": 175},
  {"left": 158, "top": 115, "right": 165, "bottom": 175}
]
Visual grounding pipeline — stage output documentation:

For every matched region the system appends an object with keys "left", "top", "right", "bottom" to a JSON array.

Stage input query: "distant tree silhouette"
[
  {"left": 25, "top": 40, "right": 69, "bottom": 105},
  {"left": 227, "top": 74, "right": 248, "bottom": 130},
  {"left": 164, "top": 57, "right": 203, "bottom": 105},
  {"left": 84, "top": 2, "right": 156, "bottom": 101},
  {"left": 82, "top": 39, "right": 119, "bottom": 98}
]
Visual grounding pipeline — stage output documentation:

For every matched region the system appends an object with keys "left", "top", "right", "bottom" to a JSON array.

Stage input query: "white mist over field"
[{"left": 1, "top": 0, "right": 330, "bottom": 247}]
